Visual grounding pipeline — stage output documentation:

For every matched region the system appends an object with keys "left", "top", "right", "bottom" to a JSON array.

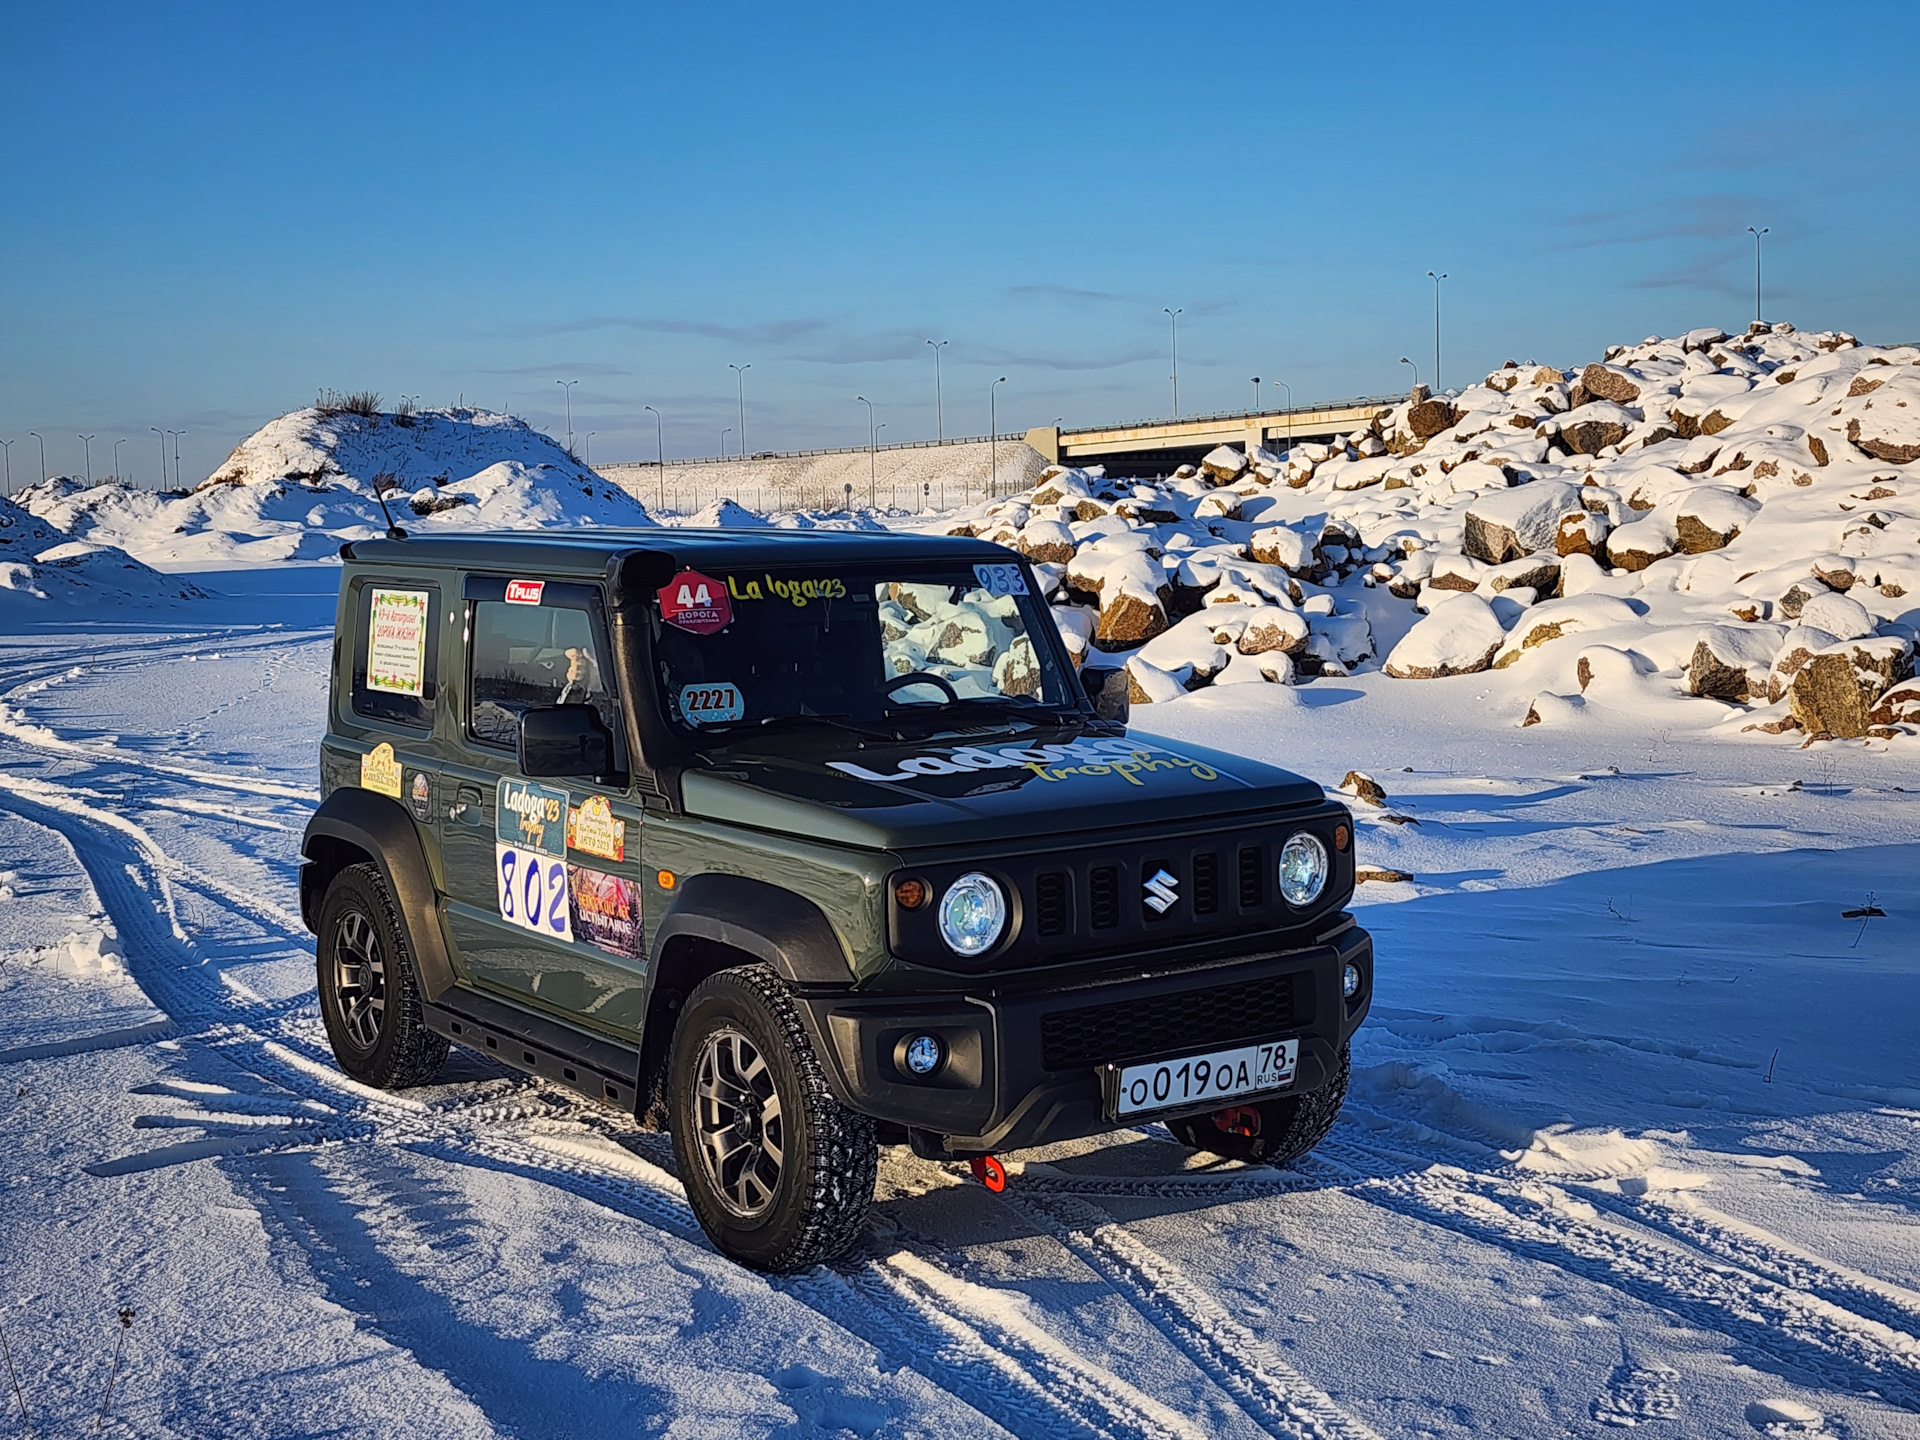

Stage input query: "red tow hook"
[
  {"left": 1213, "top": 1105, "right": 1262, "bottom": 1138},
  {"left": 968, "top": 1155, "right": 1008, "bottom": 1192}
]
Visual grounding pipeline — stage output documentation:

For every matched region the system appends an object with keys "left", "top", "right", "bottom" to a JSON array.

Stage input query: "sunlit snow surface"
[{"left": 2, "top": 571, "right": 1919, "bottom": 1431}]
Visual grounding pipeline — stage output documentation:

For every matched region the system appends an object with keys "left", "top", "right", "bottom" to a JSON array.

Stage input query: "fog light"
[
  {"left": 903, "top": 1034, "right": 944, "bottom": 1076},
  {"left": 1342, "top": 963, "right": 1362, "bottom": 1000}
]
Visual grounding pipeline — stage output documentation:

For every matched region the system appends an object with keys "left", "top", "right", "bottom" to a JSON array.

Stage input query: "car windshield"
[{"left": 652, "top": 560, "right": 1079, "bottom": 734}]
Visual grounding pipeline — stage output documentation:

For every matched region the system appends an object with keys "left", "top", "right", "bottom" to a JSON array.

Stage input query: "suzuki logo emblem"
[{"left": 1143, "top": 868, "right": 1179, "bottom": 914}]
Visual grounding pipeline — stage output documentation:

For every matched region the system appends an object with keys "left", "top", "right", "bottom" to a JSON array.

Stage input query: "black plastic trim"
[{"left": 650, "top": 873, "right": 855, "bottom": 985}]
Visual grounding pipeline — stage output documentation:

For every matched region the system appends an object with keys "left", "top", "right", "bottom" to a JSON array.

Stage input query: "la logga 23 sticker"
[
  {"left": 725, "top": 574, "right": 847, "bottom": 607},
  {"left": 360, "top": 742, "right": 403, "bottom": 798},
  {"left": 497, "top": 778, "right": 568, "bottom": 857},
  {"left": 567, "top": 793, "right": 626, "bottom": 862},
  {"left": 659, "top": 569, "right": 731, "bottom": 634},
  {"left": 678, "top": 681, "right": 744, "bottom": 725}
]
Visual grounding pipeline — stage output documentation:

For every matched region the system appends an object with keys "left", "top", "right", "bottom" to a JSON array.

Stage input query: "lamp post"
[
  {"left": 29, "top": 432, "right": 46, "bottom": 484},
  {"left": 1746, "top": 226, "right": 1769, "bottom": 326},
  {"left": 989, "top": 376, "right": 1007, "bottom": 498},
  {"left": 113, "top": 437, "right": 127, "bottom": 483},
  {"left": 168, "top": 431, "right": 185, "bottom": 489},
  {"left": 1251, "top": 376, "right": 1261, "bottom": 411},
  {"left": 0, "top": 439, "right": 13, "bottom": 496},
  {"left": 584, "top": 432, "right": 595, "bottom": 468},
  {"left": 728, "top": 363, "right": 750, "bottom": 455},
  {"left": 856, "top": 395, "right": 877, "bottom": 507},
  {"left": 1400, "top": 356, "right": 1420, "bottom": 394},
  {"left": 79, "top": 434, "right": 95, "bottom": 484},
  {"left": 644, "top": 405, "right": 664, "bottom": 510},
  {"left": 555, "top": 379, "right": 578, "bottom": 452},
  {"left": 1163, "top": 307, "right": 1182, "bottom": 415},
  {"left": 925, "top": 339, "right": 948, "bottom": 441},
  {"left": 1276, "top": 381, "right": 1292, "bottom": 447},
  {"left": 721, "top": 427, "right": 733, "bottom": 459},
  {"left": 1426, "top": 271, "right": 1448, "bottom": 393},
  {"left": 150, "top": 428, "right": 166, "bottom": 488}
]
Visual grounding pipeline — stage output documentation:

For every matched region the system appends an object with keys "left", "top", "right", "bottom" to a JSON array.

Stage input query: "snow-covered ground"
[{"left": 3, "top": 343, "right": 1919, "bottom": 1438}]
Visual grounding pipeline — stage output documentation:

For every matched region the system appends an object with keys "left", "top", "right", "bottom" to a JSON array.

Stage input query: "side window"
[
  {"left": 468, "top": 599, "right": 617, "bottom": 749},
  {"left": 350, "top": 580, "right": 439, "bottom": 729}
]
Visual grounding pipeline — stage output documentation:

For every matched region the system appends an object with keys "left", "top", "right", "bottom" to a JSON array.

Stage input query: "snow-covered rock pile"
[
  {"left": 936, "top": 322, "right": 1920, "bottom": 744},
  {"left": 0, "top": 496, "right": 206, "bottom": 612},
  {"left": 20, "top": 407, "right": 654, "bottom": 569}
]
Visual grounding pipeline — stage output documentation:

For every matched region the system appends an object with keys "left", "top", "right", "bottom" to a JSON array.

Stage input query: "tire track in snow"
[{"left": 2, "top": 785, "right": 1211, "bottom": 1440}]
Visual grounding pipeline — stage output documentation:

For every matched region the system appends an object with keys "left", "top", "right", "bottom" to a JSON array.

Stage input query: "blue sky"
[{"left": 4, "top": 1, "right": 1917, "bottom": 486}]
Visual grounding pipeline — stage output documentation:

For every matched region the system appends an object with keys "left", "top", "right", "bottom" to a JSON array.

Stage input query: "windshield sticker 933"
[{"left": 826, "top": 737, "right": 1222, "bottom": 786}]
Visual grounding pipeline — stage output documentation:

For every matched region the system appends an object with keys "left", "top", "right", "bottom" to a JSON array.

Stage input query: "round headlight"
[
  {"left": 938, "top": 872, "right": 1007, "bottom": 956},
  {"left": 1278, "top": 832, "right": 1328, "bottom": 907}
]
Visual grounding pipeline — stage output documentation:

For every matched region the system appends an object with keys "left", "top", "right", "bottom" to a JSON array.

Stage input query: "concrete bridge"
[{"left": 1025, "top": 394, "right": 1398, "bottom": 477}]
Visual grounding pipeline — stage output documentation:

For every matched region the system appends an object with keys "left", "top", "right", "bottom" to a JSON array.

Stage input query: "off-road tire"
[
  {"left": 668, "top": 965, "right": 876, "bottom": 1272},
  {"left": 315, "top": 863, "right": 449, "bottom": 1089},
  {"left": 1166, "top": 1041, "right": 1349, "bottom": 1167}
]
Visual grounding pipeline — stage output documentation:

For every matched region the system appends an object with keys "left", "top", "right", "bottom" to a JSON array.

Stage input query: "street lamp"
[
  {"left": 150, "top": 427, "right": 166, "bottom": 488},
  {"left": 555, "top": 379, "right": 579, "bottom": 452},
  {"left": 167, "top": 431, "right": 185, "bottom": 489},
  {"left": 113, "top": 437, "right": 127, "bottom": 483},
  {"left": 925, "top": 339, "right": 949, "bottom": 441},
  {"left": 1426, "top": 271, "right": 1448, "bottom": 394},
  {"left": 1275, "top": 381, "right": 1292, "bottom": 447},
  {"left": 644, "top": 405, "right": 664, "bottom": 510},
  {"left": 1251, "top": 376, "right": 1261, "bottom": 411},
  {"left": 0, "top": 439, "right": 13, "bottom": 496},
  {"left": 584, "top": 432, "right": 596, "bottom": 468},
  {"left": 29, "top": 432, "right": 46, "bottom": 484},
  {"left": 989, "top": 376, "right": 1007, "bottom": 498},
  {"left": 1163, "top": 307, "right": 1182, "bottom": 415},
  {"left": 856, "top": 395, "right": 877, "bottom": 507},
  {"left": 1746, "top": 226, "right": 1769, "bottom": 326},
  {"left": 1399, "top": 356, "right": 1420, "bottom": 394},
  {"left": 729, "top": 363, "right": 751, "bottom": 455},
  {"left": 79, "top": 434, "right": 95, "bottom": 484},
  {"left": 721, "top": 426, "right": 733, "bottom": 458}
]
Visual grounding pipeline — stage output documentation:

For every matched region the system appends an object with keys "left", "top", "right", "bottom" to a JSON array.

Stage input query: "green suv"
[{"left": 301, "top": 529, "right": 1372, "bottom": 1270}]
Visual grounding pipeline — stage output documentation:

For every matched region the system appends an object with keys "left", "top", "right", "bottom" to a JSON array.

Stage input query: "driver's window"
[{"left": 468, "top": 600, "right": 613, "bottom": 748}]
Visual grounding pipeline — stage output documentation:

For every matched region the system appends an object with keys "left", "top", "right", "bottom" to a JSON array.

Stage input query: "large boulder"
[
  {"left": 1686, "top": 627, "right": 1776, "bottom": 702},
  {"left": 1671, "top": 487, "right": 1760, "bottom": 554},
  {"left": 1606, "top": 514, "right": 1676, "bottom": 572},
  {"left": 1555, "top": 509, "right": 1610, "bottom": 558},
  {"left": 1797, "top": 591, "right": 1875, "bottom": 642},
  {"left": 1490, "top": 595, "right": 1640, "bottom": 668},
  {"left": 1579, "top": 363, "right": 1642, "bottom": 404},
  {"left": 1236, "top": 604, "right": 1310, "bottom": 655},
  {"left": 1017, "top": 517, "right": 1077, "bottom": 564},
  {"left": 1789, "top": 638, "right": 1915, "bottom": 738},
  {"left": 1462, "top": 480, "right": 1582, "bottom": 564},
  {"left": 1383, "top": 594, "right": 1507, "bottom": 679},
  {"left": 1556, "top": 400, "right": 1637, "bottom": 455},
  {"left": 1248, "top": 526, "right": 1319, "bottom": 576},
  {"left": 1870, "top": 680, "right": 1920, "bottom": 729},
  {"left": 1200, "top": 445, "right": 1248, "bottom": 483},
  {"left": 1765, "top": 625, "right": 1841, "bottom": 703},
  {"left": 1836, "top": 369, "right": 1920, "bottom": 463},
  {"left": 1405, "top": 398, "right": 1457, "bottom": 441}
]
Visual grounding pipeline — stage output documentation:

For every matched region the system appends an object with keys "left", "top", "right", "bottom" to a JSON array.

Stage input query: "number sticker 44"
[{"left": 495, "top": 842, "right": 572, "bottom": 941}]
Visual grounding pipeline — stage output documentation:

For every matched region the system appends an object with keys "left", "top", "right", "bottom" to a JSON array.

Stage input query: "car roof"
[{"left": 342, "top": 527, "right": 1014, "bottom": 575}]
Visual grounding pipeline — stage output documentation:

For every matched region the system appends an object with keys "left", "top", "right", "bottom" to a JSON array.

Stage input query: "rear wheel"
[
  {"left": 1166, "top": 1041, "right": 1349, "bottom": 1167},
  {"left": 315, "top": 863, "right": 448, "bottom": 1089},
  {"left": 669, "top": 965, "right": 876, "bottom": 1272}
]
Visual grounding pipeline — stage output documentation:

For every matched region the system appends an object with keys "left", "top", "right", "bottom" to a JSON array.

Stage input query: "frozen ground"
[{"left": 1, "top": 561, "right": 1916, "bottom": 1440}]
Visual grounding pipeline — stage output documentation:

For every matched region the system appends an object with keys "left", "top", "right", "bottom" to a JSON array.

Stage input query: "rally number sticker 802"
[{"left": 495, "top": 842, "right": 572, "bottom": 942}]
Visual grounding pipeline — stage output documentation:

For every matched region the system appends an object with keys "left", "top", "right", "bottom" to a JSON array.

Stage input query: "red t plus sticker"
[
  {"left": 505, "top": 579, "right": 545, "bottom": 605},
  {"left": 658, "top": 570, "right": 732, "bottom": 634}
]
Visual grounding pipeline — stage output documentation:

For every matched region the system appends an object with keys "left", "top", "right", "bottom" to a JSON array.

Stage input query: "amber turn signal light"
[
  {"left": 657, "top": 869, "right": 677, "bottom": 889},
  {"left": 1333, "top": 824, "right": 1351, "bottom": 852},
  {"left": 893, "top": 877, "right": 930, "bottom": 910}
]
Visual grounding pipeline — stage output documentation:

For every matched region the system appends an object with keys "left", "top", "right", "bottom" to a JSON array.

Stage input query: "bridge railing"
[
  {"left": 1059, "top": 393, "right": 1404, "bottom": 436},
  {"left": 598, "top": 431, "right": 1034, "bottom": 470}
]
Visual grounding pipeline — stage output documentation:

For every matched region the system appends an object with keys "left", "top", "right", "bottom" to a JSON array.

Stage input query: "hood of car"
[{"left": 678, "top": 723, "right": 1326, "bottom": 851}]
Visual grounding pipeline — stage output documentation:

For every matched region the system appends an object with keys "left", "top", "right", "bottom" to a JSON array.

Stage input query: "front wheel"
[
  {"left": 1166, "top": 1041, "right": 1349, "bottom": 1167},
  {"left": 668, "top": 966, "right": 876, "bottom": 1272},
  {"left": 315, "top": 862, "right": 448, "bottom": 1089}
]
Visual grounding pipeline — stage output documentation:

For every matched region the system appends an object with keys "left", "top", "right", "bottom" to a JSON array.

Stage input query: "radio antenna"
[{"left": 371, "top": 472, "right": 409, "bottom": 539}]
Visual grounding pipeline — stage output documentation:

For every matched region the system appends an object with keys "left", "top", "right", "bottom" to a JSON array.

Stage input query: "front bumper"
[{"left": 798, "top": 923, "right": 1373, "bottom": 1156}]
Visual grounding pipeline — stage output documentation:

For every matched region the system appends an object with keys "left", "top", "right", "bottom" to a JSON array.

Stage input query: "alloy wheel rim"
[
  {"left": 332, "top": 908, "right": 388, "bottom": 1051},
  {"left": 693, "top": 1026, "right": 785, "bottom": 1219}
]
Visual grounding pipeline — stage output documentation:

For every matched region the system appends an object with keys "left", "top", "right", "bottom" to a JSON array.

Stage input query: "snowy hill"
[
  {"left": 20, "top": 406, "right": 654, "bottom": 570},
  {"left": 939, "top": 321, "right": 1919, "bottom": 747},
  {"left": 0, "top": 496, "right": 206, "bottom": 613}
]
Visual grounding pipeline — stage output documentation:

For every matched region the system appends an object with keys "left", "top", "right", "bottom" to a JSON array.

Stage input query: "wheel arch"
[{"left": 301, "top": 786, "right": 458, "bottom": 1002}]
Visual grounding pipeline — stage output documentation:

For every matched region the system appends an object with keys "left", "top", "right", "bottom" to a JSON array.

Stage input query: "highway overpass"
[{"left": 1025, "top": 395, "right": 1399, "bottom": 476}]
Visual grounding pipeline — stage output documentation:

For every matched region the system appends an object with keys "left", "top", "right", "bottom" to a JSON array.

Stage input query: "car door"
[{"left": 439, "top": 572, "right": 651, "bottom": 1038}]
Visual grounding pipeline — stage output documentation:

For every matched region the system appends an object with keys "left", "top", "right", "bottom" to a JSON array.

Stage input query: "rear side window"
[
  {"left": 468, "top": 597, "right": 618, "bottom": 749},
  {"left": 350, "top": 580, "right": 440, "bottom": 729}
]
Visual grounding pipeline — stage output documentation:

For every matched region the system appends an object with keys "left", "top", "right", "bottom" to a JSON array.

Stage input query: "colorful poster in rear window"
[
  {"left": 368, "top": 588, "right": 430, "bottom": 695},
  {"left": 568, "top": 865, "right": 642, "bottom": 959}
]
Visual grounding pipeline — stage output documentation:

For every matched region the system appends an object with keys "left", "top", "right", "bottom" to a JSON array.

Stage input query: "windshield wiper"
[{"left": 726, "top": 712, "right": 902, "bottom": 743}]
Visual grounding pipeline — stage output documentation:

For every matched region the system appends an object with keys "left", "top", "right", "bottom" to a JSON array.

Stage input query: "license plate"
[{"left": 1113, "top": 1039, "right": 1298, "bottom": 1117}]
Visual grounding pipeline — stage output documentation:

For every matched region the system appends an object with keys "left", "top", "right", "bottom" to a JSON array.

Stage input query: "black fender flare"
[
  {"left": 301, "top": 786, "right": 458, "bottom": 1002},
  {"left": 650, "top": 873, "right": 854, "bottom": 985}
]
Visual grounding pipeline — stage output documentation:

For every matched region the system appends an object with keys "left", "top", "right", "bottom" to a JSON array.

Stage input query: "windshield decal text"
[
  {"left": 825, "top": 737, "right": 1220, "bottom": 786},
  {"left": 726, "top": 574, "right": 847, "bottom": 607}
]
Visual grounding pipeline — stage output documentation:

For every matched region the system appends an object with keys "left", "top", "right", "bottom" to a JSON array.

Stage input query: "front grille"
[
  {"left": 1034, "top": 871, "right": 1069, "bottom": 938},
  {"left": 1040, "top": 973, "right": 1300, "bottom": 1070},
  {"left": 1238, "top": 844, "right": 1265, "bottom": 909},
  {"left": 1192, "top": 852, "right": 1219, "bottom": 915},
  {"left": 1089, "top": 865, "right": 1120, "bottom": 930}
]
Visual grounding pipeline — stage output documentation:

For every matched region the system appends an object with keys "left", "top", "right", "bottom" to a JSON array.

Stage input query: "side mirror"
[
  {"left": 518, "top": 704, "right": 614, "bottom": 779},
  {"left": 1080, "top": 667, "right": 1131, "bottom": 724}
]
